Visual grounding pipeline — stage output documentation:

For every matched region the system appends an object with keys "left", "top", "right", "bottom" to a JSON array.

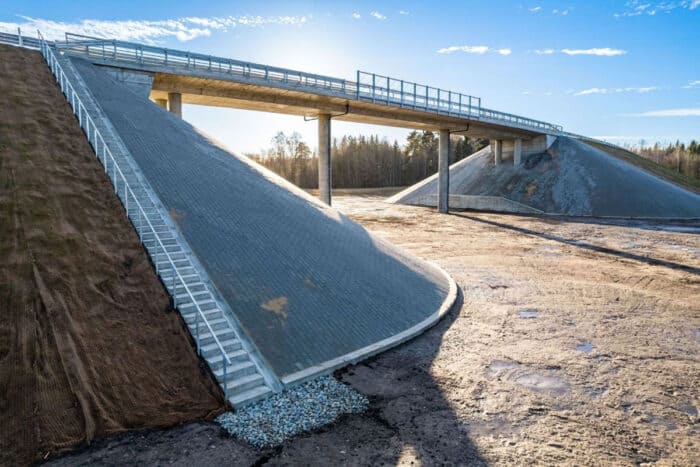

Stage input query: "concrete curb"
[{"left": 280, "top": 261, "right": 459, "bottom": 386}]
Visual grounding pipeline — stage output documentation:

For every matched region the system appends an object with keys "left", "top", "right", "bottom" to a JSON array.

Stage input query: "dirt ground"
[
  {"left": 0, "top": 44, "right": 224, "bottom": 467},
  {"left": 45, "top": 189, "right": 699, "bottom": 466}
]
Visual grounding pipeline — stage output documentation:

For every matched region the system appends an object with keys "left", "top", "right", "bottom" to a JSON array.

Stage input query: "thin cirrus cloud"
[
  {"left": 683, "top": 80, "right": 700, "bottom": 88},
  {"left": 572, "top": 86, "right": 657, "bottom": 96},
  {"left": 529, "top": 6, "right": 542, "bottom": 12},
  {"left": 437, "top": 45, "right": 512, "bottom": 56},
  {"left": 561, "top": 47, "right": 627, "bottom": 56},
  {"left": 370, "top": 11, "right": 386, "bottom": 20},
  {"left": 0, "top": 14, "right": 309, "bottom": 43},
  {"left": 352, "top": 12, "right": 361, "bottom": 19},
  {"left": 627, "top": 108, "right": 700, "bottom": 117},
  {"left": 614, "top": 0, "right": 700, "bottom": 17}
]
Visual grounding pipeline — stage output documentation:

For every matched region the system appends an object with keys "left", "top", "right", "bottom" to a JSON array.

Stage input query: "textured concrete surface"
[
  {"left": 70, "top": 58, "right": 453, "bottom": 381},
  {"left": 390, "top": 137, "right": 700, "bottom": 218}
]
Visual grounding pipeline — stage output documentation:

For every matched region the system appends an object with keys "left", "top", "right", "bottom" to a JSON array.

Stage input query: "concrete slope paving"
[
  {"left": 390, "top": 137, "right": 700, "bottom": 218},
  {"left": 70, "top": 57, "right": 455, "bottom": 383}
]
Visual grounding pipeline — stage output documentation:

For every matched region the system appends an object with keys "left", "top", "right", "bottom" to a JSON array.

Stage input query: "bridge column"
[
  {"left": 513, "top": 138, "right": 523, "bottom": 166},
  {"left": 154, "top": 98, "right": 167, "bottom": 109},
  {"left": 167, "top": 92, "right": 182, "bottom": 117},
  {"left": 494, "top": 139, "right": 503, "bottom": 165},
  {"left": 438, "top": 129, "right": 450, "bottom": 214},
  {"left": 318, "top": 114, "right": 332, "bottom": 205}
]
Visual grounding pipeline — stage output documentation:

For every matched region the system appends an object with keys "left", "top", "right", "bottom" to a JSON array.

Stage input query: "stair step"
[
  {"left": 214, "top": 361, "right": 257, "bottom": 381},
  {"left": 180, "top": 299, "right": 217, "bottom": 311},
  {"left": 182, "top": 308, "right": 221, "bottom": 323},
  {"left": 186, "top": 316, "right": 229, "bottom": 332},
  {"left": 224, "top": 373, "right": 265, "bottom": 395},
  {"left": 201, "top": 338, "right": 242, "bottom": 358},
  {"left": 197, "top": 329, "right": 237, "bottom": 347},
  {"left": 228, "top": 385, "right": 272, "bottom": 407}
]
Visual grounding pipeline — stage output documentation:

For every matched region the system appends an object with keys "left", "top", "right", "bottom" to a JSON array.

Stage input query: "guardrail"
[
  {"left": 356, "top": 71, "right": 482, "bottom": 118},
  {"left": 58, "top": 33, "right": 356, "bottom": 97},
  {"left": 37, "top": 31, "right": 233, "bottom": 397},
  {"left": 0, "top": 29, "right": 44, "bottom": 49},
  {"left": 55, "top": 33, "right": 564, "bottom": 134}
]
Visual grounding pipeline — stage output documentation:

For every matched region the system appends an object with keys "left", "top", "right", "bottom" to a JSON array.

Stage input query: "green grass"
[{"left": 584, "top": 140, "right": 700, "bottom": 194}]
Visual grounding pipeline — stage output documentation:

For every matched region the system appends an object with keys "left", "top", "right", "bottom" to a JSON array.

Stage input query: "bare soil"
[
  {"left": 0, "top": 44, "right": 224, "bottom": 466},
  {"left": 45, "top": 190, "right": 699, "bottom": 466}
]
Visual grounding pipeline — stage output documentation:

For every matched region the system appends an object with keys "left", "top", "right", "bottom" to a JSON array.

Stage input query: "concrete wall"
[
  {"left": 490, "top": 135, "right": 554, "bottom": 161},
  {"left": 99, "top": 66, "right": 154, "bottom": 98},
  {"left": 409, "top": 194, "right": 544, "bottom": 214}
]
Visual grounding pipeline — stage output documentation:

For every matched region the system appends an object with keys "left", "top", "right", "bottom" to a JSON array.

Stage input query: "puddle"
[
  {"left": 486, "top": 360, "right": 520, "bottom": 378},
  {"left": 517, "top": 309, "right": 540, "bottom": 319},
  {"left": 679, "top": 404, "right": 698, "bottom": 418},
  {"left": 576, "top": 341, "right": 595, "bottom": 353},
  {"left": 514, "top": 372, "right": 569, "bottom": 395}
]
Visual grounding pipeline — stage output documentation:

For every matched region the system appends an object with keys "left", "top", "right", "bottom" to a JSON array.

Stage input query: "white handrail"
[{"left": 37, "top": 31, "right": 233, "bottom": 395}]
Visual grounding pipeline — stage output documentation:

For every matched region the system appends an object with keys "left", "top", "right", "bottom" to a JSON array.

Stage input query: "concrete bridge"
[{"left": 56, "top": 34, "right": 563, "bottom": 213}]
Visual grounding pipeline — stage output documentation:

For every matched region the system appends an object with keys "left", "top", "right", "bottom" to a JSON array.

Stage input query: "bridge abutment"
[
  {"left": 438, "top": 129, "right": 450, "bottom": 213},
  {"left": 318, "top": 114, "right": 332, "bottom": 205},
  {"left": 168, "top": 92, "right": 182, "bottom": 117},
  {"left": 155, "top": 98, "right": 167, "bottom": 109},
  {"left": 514, "top": 138, "right": 523, "bottom": 166},
  {"left": 494, "top": 139, "right": 503, "bottom": 165}
]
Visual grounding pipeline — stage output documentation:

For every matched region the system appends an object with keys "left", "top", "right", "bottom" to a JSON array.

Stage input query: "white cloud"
[
  {"left": 683, "top": 80, "right": 700, "bottom": 88},
  {"left": 370, "top": 11, "right": 386, "bottom": 20},
  {"left": 0, "top": 14, "right": 309, "bottom": 43},
  {"left": 628, "top": 107, "right": 700, "bottom": 117},
  {"left": 561, "top": 47, "right": 627, "bottom": 56},
  {"left": 573, "top": 86, "right": 657, "bottom": 96},
  {"left": 534, "top": 48, "right": 555, "bottom": 55},
  {"left": 437, "top": 45, "right": 512, "bottom": 56},
  {"left": 352, "top": 12, "right": 361, "bottom": 19},
  {"left": 615, "top": 0, "right": 699, "bottom": 17},
  {"left": 553, "top": 8, "right": 570, "bottom": 15},
  {"left": 399, "top": 10, "right": 410, "bottom": 15},
  {"left": 529, "top": 6, "right": 542, "bottom": 12}
]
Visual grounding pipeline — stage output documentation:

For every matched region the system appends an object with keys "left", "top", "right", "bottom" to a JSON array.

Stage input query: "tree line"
[
  {"left": 624, "top": 140, "right": 700, "bottom": 181},
  {"left": 248, "top": 131, "right": 488, "bottom": 188},
  {"left": 249, "top": 131, "right": 700, "bottom": 189}
]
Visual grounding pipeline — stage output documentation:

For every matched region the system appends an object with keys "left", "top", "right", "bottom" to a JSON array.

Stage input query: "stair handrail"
[{"left": 36, "top": 30, "right": 233, "bottom": 397}]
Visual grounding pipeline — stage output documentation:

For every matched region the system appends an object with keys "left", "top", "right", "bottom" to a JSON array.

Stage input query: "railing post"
[
  {"left": 223, "top": 356, "right": 228, "bottom": 399},
  {"left": 17, "top": 27, "right": 22, "bottom": 47},
  {"left": 356, "top": 71, "right": 360, "bottom": 99}
]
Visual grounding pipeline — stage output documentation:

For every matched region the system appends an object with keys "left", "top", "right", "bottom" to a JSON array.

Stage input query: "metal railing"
[
  {"left": 480, "top": 107, "right": 563, "bottom": 133},
  {"left": 54, "top": 34, "right": 564, "bottom": 134},
  {"left": 356, "top": 71, "right": 482, "bottom": 118},
  {"left": 37, "top": 31, "right": 233, "bottom": 397},
  {"left": 58, "top": 33, "right": 356, "bottom": 97},
  {"left": 0, "top": 29, "right": 44, "bottom": 49}
]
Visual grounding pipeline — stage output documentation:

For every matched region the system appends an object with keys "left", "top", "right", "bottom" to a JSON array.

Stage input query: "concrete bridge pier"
[
  {"left": 168, "top": 92, "right": 182, "bottom": 117},
  {"left": 514, "top": 138, "right": 523, "bottom": 166},
  {"left": 318, "top": 113, "right": 332, "bottom": 205},
  {"left": 154, "top": 98, "right": 168, "bottom": 109},
  {"left": 494, "top": 139, "right": 503, "bottom": 165},
  {"left": 438, "top": 129, "right": 450, "bottom": 213}
]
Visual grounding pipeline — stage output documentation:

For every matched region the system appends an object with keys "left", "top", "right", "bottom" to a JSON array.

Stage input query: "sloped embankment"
[
  {"left": 0, "top": 44, "right": 224, "bottom": 466},
  {"left": 390, "top": 137, "right": 700, "bottom": 218}
]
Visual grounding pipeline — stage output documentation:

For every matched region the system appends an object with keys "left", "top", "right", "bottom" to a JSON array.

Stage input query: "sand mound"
[
  {"left": 0, "top": 44, "right": 224, "bottom": 466},
  {"left": 390, "top": 137, "right": 700, "bottom": 218}
]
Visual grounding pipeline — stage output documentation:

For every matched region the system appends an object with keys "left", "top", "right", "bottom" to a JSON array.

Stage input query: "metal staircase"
[{"left": 37, "top": 33, "right": 276, "bottom": 406}]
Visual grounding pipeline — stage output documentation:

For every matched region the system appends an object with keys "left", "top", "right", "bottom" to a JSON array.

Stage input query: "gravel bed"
[{"left": 216, "top": 376, "right": 368, "bottom": 447}]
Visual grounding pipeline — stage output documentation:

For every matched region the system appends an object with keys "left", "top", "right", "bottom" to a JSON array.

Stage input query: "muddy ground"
[
  {"left": 0, "top": 44, "right": 224, "bottom": 467},
  {"left": 45, "top": 189, "right": 699, "bottom": 466}
]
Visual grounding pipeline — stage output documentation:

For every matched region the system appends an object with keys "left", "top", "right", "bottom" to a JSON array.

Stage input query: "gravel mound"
[
  {"left": 390, "top": 137, "right": 700, "bottom": 218},
  {"left": 217, "top": 376, "right": 368, "bottom": 447}
]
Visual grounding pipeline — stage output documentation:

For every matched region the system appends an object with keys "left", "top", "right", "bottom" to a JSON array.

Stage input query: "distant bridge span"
[{"left": 30, "top": 32, "right": 566, "bottom": 212}]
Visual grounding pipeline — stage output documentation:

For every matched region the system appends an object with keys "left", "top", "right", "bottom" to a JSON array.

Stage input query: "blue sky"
[{"left": 2, "top": 0, "right": 699, "bottom": 153}]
